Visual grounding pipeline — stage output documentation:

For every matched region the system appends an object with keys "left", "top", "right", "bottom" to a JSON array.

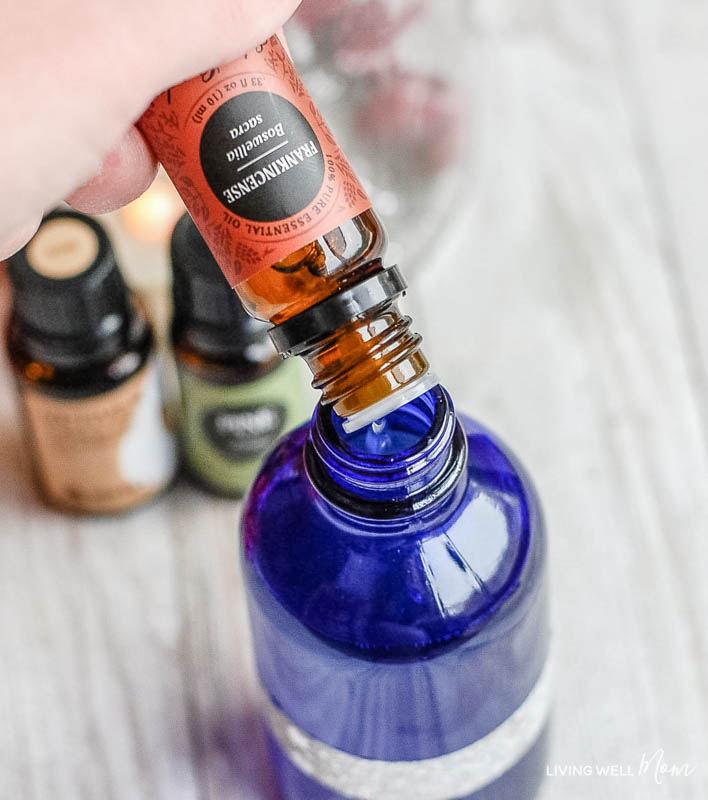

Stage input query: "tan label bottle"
[{"left": 6, "top": 211, "right": 177, "bottom": 514}]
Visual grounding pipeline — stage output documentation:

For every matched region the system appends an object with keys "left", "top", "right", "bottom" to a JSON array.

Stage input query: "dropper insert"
[{"left": 269, "top": 265, "right": 433, "bottom": 427}]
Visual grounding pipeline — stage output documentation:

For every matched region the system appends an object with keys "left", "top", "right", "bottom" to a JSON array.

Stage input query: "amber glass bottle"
[
  {"left": 138, "top": 35, "right": 436, "bottom": 431},
  {"left": 6, "top": 210, "right": 177, "bottom": 514}
]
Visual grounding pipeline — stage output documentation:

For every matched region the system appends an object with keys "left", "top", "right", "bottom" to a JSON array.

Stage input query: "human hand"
[{"left": 0, "top": 0, "right": 300, "bottom": 259}]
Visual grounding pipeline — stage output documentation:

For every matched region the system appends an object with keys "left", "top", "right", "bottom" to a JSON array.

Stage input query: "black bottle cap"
[
  {"left": 170, "top": 213, "right": 270, "bottom": 344},
  {"left": 269, "top": 264, "right": 407, "bottom": 356},
  {"left": 6, "top": 210, "right": 131, "bottom": 339}
]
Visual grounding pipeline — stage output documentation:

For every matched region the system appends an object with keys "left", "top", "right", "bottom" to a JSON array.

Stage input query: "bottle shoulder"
[
  {"left": 172, "top": 321, "right": 282, "bottom": 384},
  {"left": 242, "top": 414, "right": 546, "bottom": 660}
]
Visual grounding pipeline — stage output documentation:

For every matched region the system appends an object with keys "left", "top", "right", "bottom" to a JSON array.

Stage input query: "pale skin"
[{"left": 0, "top": 0, "right": 301, "bottom": 259}]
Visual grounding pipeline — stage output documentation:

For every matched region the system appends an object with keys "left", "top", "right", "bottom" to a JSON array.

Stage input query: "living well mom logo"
[{"left": 546, "top": 749, "right": 697, "bottom": 785}]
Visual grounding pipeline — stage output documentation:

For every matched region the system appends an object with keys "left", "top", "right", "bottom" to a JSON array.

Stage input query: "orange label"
[
  {"left": 138, "top": 36, "right": 371, "bottom": 286},
  {"left": 21, "top": 362, "right": 177, "bottom": 514}
]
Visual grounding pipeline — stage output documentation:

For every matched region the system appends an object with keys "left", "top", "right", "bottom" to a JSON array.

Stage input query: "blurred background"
[{"left": 0, "top": 1, "right": 707, "bottom": 798}]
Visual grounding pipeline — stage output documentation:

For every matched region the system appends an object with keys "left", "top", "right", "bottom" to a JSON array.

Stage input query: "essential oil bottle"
[
  {"left": 171, "top": 213, "right": 309, "bottom": 497},
  {"left": 242, "top": 388, "right": 550, "bottom": 800},
  {"left": 138, "top": 34, "right": 436, "bottom": 432},
  {"left": 6, "top": 210, "right": 177, "bottom": 514}
]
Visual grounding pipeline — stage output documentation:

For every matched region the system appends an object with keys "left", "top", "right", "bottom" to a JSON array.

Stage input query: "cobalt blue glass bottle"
[{"left": 242, "top": 386, "right": 550, "bottom": 800}]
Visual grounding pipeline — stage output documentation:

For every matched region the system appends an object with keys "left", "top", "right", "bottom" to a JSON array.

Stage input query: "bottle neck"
[
  {"left": 305, "top": 385, "right": 467, "bottom": 519},
  {"left": 270, "top": 264, "right": 434, "bottom": 431}
]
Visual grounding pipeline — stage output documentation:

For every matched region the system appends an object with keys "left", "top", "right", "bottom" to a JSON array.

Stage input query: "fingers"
[
  {"left": 0, "top": 0, "right": 302, "bottom": 249},
  {"left": 144, "top": 1, "right": 301, "bottom": 90},
  {"left": 66, "top": 126, "right": 158, "bottom": 215},
  {"left": 0, "top": 125, "right": 157, "bottom": 258},
  {"left": 65, "top": 6, "right": 300, "bottom": 219}
]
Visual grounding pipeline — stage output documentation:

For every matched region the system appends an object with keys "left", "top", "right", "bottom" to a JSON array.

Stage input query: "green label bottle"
[{"left": 171, "top": 214, "right": 309, "bottom": 496}]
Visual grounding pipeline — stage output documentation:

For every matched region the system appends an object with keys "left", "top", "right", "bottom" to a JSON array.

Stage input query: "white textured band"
[{"left": 264, "top": 659, "right": 552, "bottom": 800}]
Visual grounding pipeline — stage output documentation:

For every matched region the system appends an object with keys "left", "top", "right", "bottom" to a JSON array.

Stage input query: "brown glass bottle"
[
  {"left": 6, "top": 210, "right": 177, "bottom": 514},
  {"left": 138, "top": 35, "right": 435, "bottom": 431}
]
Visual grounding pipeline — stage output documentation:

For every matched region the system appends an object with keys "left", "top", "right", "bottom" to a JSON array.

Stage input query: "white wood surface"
[{"left": 1, "top": 2, "right": 707, "bottom": 798}]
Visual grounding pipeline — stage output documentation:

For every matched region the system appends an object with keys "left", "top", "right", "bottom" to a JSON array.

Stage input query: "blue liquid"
[{"left": 242, "top": 388, "right": 549, "bottom": 799}]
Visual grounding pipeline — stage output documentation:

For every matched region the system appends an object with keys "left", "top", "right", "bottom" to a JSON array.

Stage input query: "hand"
[{"left": 0, "top": 0, "right": 300, "bottom": 259}]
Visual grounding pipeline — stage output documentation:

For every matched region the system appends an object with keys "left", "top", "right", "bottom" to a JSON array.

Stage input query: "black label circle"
[
  {"left": 200, "top": 92, "right": 325, "bottom": 222},
  {"left": 203, "top": 403, "right": 287, "bottom": 461}
]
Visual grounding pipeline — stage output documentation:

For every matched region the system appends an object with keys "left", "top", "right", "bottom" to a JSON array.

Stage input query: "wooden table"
[{"left": 1, "top": 2, "right": 707, "bottom": 798}]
